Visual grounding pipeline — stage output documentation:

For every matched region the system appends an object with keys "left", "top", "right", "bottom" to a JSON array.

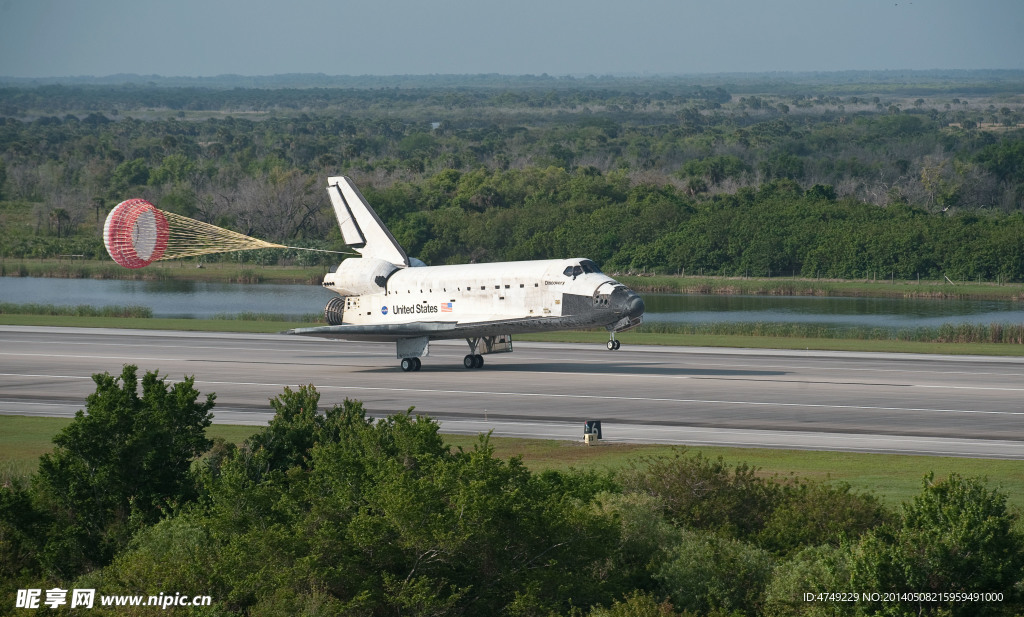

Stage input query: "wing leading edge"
[
  {"left": 287, "top": 321, "right": 458, "bottom": 342},
  {"left": 286, "top": 314, "right": 571, "bottom": 342}
]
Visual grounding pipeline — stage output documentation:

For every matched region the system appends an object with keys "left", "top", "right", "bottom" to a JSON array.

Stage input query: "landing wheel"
[
  {"left": 607, "top": 339, "right": 621, "bottom": 351},
  {"left": 464, "top": 354, "right": 484, "bottom": 369},
  {"left": 401, "top": 357, "right": 422, "bottom": 372},
  {"left": 613, "top": 340, "right": 621, "bottom": 350},
  {"left": 474, "top": 354, "right": 484, "bottom": 368}
]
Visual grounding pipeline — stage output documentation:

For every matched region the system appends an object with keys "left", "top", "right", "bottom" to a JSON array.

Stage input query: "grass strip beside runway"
[
  {"left": 2, "top": 416, "right": 1021, "bottom": 509},
  {"left": 441, "top": 435, "right": 1024, "bottom": 510}
]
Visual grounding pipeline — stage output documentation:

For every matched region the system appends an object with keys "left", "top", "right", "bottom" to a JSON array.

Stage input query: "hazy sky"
[{"left": 1, "top": 0, "right": 1021, "bottom": 78}]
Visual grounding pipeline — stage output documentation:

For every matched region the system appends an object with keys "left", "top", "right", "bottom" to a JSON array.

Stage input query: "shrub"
[
  {"left": 619, "top": 451, "right": 781, "bottom": 540},
  {"left": 654, "top": 529, "right": 775, "bottom": 615},
  {"left": 851, "top": 473, "right": 1024, "bottom": 616}
]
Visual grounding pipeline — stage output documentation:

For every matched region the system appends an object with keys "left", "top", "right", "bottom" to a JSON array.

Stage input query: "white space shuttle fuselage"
[{"left": 289, "top": 176, "right": 645, "bottom": 370}]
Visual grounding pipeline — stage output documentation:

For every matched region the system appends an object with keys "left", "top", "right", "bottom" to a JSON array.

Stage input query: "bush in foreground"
[{"left": 3, "top": 372, "right": 1024, "bottom": 616}]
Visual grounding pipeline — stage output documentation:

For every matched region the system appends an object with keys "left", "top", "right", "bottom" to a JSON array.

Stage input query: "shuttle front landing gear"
[
  {"left": 607, "top": 332, "right": 621, "bottom": 351},
  {"left": 463, "top": 354, "right": 484, "bottom": 369},
  {"left": 401, "top": 357, "right": 422, "bottom": 372}
]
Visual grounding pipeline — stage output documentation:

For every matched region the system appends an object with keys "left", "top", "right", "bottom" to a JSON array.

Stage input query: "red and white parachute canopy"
[
  {"left": 103, "top": 199, "right": 169, "bottom": 269},
  {"left": 103, "top": 198, "right": 348, "bottom": 269}
]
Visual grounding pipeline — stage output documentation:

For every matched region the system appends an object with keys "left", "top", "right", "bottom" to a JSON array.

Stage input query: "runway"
[{"left": 2, "top": 325, "right": 1024, "bottom": 459}]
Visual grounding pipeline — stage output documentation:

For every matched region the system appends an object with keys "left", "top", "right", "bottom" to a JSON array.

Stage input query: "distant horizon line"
[{"left": 3, "top": 68, "right": 1024, "bottom": 83}]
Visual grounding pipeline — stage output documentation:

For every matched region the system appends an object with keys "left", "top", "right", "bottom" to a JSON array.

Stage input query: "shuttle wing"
[
  {"left": 286, "top": 315, "right": 571, "bottom": 342},
  {"left": 287, "top": 321, "right": 459, "bottom": 342}
]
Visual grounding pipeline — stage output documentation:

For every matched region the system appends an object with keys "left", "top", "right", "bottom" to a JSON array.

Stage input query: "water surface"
[
  {"left": 0, "top": 277, "right": 334, "bottom": 319},
  {"left": 2, "top": 278, "right": 1023, "bottom": 327}
]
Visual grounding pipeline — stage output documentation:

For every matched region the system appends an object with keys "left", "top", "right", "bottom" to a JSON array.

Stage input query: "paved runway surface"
[{"left": 2, "top": 326, "right": 1023, "bottom": 458}]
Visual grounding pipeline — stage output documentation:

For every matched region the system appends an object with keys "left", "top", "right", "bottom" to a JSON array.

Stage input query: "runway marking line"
[
  {"left": 3, "top": 372, "right": 1022, "bottom": 418},
  {"left": 675, "top": 359, "right": 1024, "bottom": 380},
  {"left": 4, "top": 374, "right": 1019, "bottom": 417},
  {"left": 10, "top": 338, "right": 1024, "bottom": 377},
  {"left": 8, "top": 352, "right": 1024, "bottom": 391}
]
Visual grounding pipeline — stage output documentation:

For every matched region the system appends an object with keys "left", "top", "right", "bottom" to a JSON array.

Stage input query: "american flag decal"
[{"left": 441, "top": 302, "right": 453, "bottom": 312}]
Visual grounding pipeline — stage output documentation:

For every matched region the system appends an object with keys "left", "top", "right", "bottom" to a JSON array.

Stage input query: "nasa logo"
[{"left": 381, "top": 306, "right": 388, "bottom": 315}]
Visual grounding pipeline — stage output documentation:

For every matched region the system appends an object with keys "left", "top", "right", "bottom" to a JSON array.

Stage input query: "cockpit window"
[
  {"left": 580, "top": 260, "right": 602, "bottom": 274},
  {"left": 564, "top": 261, "right": 602, "bottom": 278}
]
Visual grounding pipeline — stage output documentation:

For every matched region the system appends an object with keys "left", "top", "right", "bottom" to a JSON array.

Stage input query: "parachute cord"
[
  {"left": 281, "top": 246, "right": 358, "bottom": 256},
  {"left": 105, "top": 201, "right": 358, "bottom": 266}
]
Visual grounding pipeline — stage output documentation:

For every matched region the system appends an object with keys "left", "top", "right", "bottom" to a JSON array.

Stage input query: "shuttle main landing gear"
[
  {"left": 464, "top": 337, "right": 486, "bottom": 369},
  {"left": 463, "top": 335, "right": 512, "bottom": 369},
  {"left": 397, "top": 337, "right": 428, "bottom": 371}
]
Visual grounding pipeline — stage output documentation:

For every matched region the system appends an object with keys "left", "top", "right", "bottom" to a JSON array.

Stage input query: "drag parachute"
[
  {"left": 103, "top": 198, "right": 344, "bottom": 269},
  {"left": 103, "top": 199, "right": 170, "bottom": 269}
]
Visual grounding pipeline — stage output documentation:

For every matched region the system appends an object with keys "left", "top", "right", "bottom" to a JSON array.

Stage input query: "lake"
[{"left": 1, "top": 278, "right": 1023, "bottom": 327}]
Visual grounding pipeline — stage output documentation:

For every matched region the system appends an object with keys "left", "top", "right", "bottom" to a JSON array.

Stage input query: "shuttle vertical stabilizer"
[{"left": 326, "top": 176, "right": 409, "bottom": 266}]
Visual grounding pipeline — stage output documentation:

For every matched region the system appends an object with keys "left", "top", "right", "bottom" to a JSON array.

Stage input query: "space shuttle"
[{"left": 287, "top": 176, "right": 645, "bottom": 371}]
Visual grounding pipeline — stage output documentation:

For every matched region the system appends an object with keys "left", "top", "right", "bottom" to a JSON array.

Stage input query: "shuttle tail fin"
[{"left": 327, "top": 176, "right": 409, "bottom": 266}]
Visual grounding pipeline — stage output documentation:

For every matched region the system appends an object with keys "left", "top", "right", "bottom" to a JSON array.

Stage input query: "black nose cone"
[{"left": 626, "top": 294, "right": 645, "bottom": 319}]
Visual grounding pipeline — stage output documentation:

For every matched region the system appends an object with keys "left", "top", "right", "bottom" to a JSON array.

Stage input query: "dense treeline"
[
  {"left": 365, "top": 170, "right": 1024, "bottom": 280},
  {"left": 4, "top": 69, "right": 1022, "bottom": 91},
  {"left": 0, "top": 81, "right": 731, "bottom": 115},
  {"left": 1, "top": 367, "right": 1021, "bottom": 616},
  {"left": 1, "top": 75, "right": 1023, "bottom": 279}
]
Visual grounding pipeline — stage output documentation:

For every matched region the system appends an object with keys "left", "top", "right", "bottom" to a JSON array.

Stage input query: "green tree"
[
  {"left": 35, "top": 364, "right": 214, "bottom": 575},
  {"left": 244, "top": 383, "right": 324, "bottom": 475},
  {"left": 804, "top": 183, "right": 837, "bottom": 201},
  {"left": 763, "top": 544, "right": 856, "bottom": 617},
  {"left": 654, "top": 529, "right": 775, "bottom": 615},
  {"left": 109, "top": 158, "right": 151, "bottom": 195},
  {"left": 110, "top": 392, "right": 618, "bottom": 616},
  {"left": 595, "top": 491, "right": 681, "bottom": 596},
  {"left": 78, "top": 514, "right": 218, "bottom": 602},
  {"left": 620, "top": 451, "right": 781, "bottom": 540},
  {"left": 681, "top": 154, "right": 749, "bottom": 185},
  {"left": 851, "top": 473, "right": 1024, "bottom": 617},
  {"left": 148, "top": 153, "right": 197, "bottom": 186},
  {"left": 758, "top": 481, "right": 887, "bottom": 556},
  {"left": 587, "top": 591, "right": 684, "bottom": 617},
  {"left": 0, "top": 479, "right": 48, "bottom": 601},
  {"left": 759, "top": 152, "right": 805, "bottom": 180},
  {"left": 975, "top": 139, "right": 1024, "bottom": 185}
]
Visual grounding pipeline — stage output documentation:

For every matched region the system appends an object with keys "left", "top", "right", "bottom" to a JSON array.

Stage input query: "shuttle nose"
[
  {"left": 626, "top": 293, "right": 645, "bottom": 319},
  {"left": 609, "top": 286, "right": 645, "bottom": 318}
]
